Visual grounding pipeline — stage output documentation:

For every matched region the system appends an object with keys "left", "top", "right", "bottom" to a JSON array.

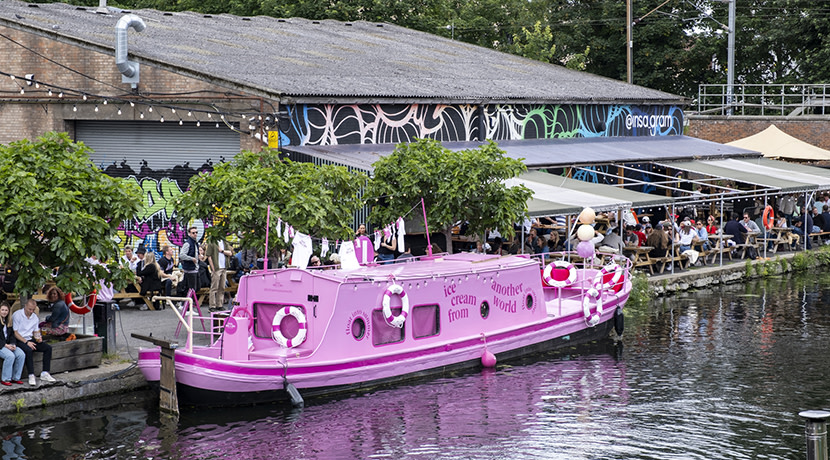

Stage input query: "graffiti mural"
[
  {"left": 281, "top": 103, "right": 684, "bottom": 146},
  {"left": 100, "top": 161, "right": 211, "bottom": 259},
  {"left": 98, "top": 102, "right": 684, "bottom": 255},
  {"left": 281, "top": 104, "right": 481, "bottom": 146}
]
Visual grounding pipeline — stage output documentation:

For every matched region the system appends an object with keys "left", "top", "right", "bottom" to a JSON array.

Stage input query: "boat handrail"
[{"left": 154, "top": 295, "right": 195, "bottom": 353}]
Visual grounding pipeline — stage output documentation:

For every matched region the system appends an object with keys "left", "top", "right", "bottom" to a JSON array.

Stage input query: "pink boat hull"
[{"left": 137, "top": 252, "right": 630, "bottom": 406}]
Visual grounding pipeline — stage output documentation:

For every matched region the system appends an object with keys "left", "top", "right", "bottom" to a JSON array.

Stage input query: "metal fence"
[{"left": 695, "top": 84, "right": 830, "bottom": 116}]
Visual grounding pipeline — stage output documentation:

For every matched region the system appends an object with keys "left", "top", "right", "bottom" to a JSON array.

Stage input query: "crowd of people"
[{"left": 461, "top": 191, "right": 823, "bottom": 267}]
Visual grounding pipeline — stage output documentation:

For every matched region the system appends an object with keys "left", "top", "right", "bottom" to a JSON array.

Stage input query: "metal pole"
[
  {"left": 726, "top": 0, "right": 736, "bottom": 115},
  {"left": 799, "top": 410, "right": 830, "bottom": 460},
  {"left": 627, "top": 0, "right": 633, "bottom": 84}
]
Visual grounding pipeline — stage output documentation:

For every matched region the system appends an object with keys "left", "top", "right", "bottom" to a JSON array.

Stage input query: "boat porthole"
[
  {"left": 480, "top": 301, "right": 490, "bottom": 319},
  {"left": 526, "top": 294, "right": 533, "bottom": 310},
  {"left": 351, "top": 317, "right": 366, "bottom": 340}
]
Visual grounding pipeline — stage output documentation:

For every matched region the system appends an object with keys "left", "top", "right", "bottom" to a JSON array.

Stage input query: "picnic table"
[{"left": 624, "top": 245, "right": 656, "bottom": 274}]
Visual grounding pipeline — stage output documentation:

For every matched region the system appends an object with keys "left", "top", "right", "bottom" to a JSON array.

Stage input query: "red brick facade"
[
  {"left": 0, "top": 25, "right": 268, "bottom": 147},
  {"left": 687, "top": 116, "right": 830, "bottom": 151}
]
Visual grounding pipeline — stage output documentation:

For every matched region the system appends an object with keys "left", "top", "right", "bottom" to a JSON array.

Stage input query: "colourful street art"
[
  {"left": 99, "top": 102, "right": 684, "bottom": 256},
  {"left": 100, "top": 162, "right": 209, "bottom": 260},
  {"left": 280, "top": 103, "right": 683, "bottom": 146}
]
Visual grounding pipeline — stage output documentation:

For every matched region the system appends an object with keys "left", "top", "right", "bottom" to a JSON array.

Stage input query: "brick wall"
[
  {"left": 0, "top": 25, "right": 267, "bottom": 148},
  {"left": 687, "top": 116, "right": 830, "bottom": 150}
]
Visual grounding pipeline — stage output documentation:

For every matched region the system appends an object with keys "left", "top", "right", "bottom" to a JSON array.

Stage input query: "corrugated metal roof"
[
  {"left": 284, "top": 136, "right": 760, "bottom": 172},
  {"left": 0, "top": 1, "right": 687, "bottom": 104}
]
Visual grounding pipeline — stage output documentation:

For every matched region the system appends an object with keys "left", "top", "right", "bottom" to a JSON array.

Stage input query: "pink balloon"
[{"left": 577, "top": 240, "right": 595, "bottom": 259}]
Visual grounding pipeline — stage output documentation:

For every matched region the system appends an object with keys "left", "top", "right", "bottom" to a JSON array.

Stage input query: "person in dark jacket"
[
  {"left": 137, "top": 252, "right": 164, "bottom": 297},
  {"left": 722, "top": 212, "right": 747, "bottom": 245},
  {"left": 0, "top": 301, "right": 25, "bottom": 385},
  {"left": 42, "top": 286, "right": 70, "bottom": 337}
]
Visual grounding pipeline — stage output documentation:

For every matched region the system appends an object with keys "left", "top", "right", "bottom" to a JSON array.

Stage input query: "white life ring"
[
  {"left": 593, "top": 262, "right": 623, "bottom": 290},
  {"left": 382, "top": 283, "right": 410, "bottom": 328},
  {"left": 542, "top": 261, "right": 577, "bottom": 288},
  {"left": 582, "top": 287, "right": 604, "bottom": 327},
  {"left": 272, "top": 306, "right": 308, "bottom": 348}
]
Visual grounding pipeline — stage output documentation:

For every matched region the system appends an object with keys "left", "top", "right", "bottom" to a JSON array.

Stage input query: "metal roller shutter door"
[{"left": 75, "top": 120, "right": 241, "bottom": 173}]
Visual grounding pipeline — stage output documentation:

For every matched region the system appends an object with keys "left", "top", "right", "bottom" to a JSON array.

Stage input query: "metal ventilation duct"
[{"left": 115, "top": 14, "right": 145, "bottom": 87}]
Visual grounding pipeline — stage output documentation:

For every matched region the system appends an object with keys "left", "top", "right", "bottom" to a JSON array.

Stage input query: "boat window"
[
  {"left": 371, "top": 308, "right": 405, "bottom": 345},
  {"left": 412, "top": 304, "right": 440, "bottom": 339},
  {"left": 480, "top": 301, "right": 490, "bottom": 319},
  {"left": 351, "top": 317, "right": 366, "bottom": 340},
  {"left": 526, "top": 294, "right": 534, "bottom": 310}
]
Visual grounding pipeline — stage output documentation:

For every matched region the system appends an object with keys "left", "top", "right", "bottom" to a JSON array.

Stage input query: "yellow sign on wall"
[{"left": 267, "top": 130, "right": 279, "bottom": 148}]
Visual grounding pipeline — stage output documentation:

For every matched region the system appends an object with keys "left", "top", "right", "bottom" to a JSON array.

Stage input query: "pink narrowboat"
[{"left": 137, "top": 251, "right": 630, "bottom": 407}]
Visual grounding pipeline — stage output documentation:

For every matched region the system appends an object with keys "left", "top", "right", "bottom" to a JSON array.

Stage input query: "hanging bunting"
[{"left": 321, "top": 237, "right": 329, "bottom": 258}]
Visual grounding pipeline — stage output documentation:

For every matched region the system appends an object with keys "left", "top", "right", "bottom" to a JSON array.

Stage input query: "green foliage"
[
  {"left": 777, "top": 257, "right": 788, "bottom": 272},
  {"left": 509, "top": 21, "right": 556, "bottom": 64},
  {"left": 791, "top": 252, "right": 812, "bottom": 271},
  {"left": 176, "top": 149, "right": 366, "bottom": 252},
  {"left": 0, "top": 133, "right": 142, "bottom": 296},
  {"left": 365, "top": 139, "right": 532, "bottom": 249},
  {"left": 14, "top": 398, "right": 24, "bottom": 413},
  {"left": 627, "top": 272, "right": 653, "bottom": 307},
  {"left": 815, "top": 245, "right": 830, "bottom": 265}
]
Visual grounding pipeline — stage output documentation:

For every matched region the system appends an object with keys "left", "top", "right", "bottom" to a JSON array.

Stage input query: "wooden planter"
[{"left": 29, "top": 335, "right": 103, "bottom": 375}]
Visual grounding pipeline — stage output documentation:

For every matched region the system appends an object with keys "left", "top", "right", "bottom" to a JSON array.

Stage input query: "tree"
[
  {"left": 0, "top": 132, "right": 142, "bottom": 297},
  {"left": 175, "top": 149, "right": 366, "bottom": 254},
  {"left": 366, "top": 139, "right": 532, "bottom": 253}
]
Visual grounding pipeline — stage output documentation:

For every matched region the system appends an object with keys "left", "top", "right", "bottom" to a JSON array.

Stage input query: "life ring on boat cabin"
[
  {"left": 542, "top": 261, "right": 577, "bottom": 288},
  {"left": 382, "top": 283, "right": 410, "bottom": 328},
  {"left": 272, "top": 306, "right": 308, "bottom": 348},
  {"left": 762, "top": 205, "right": 775, "bottom": 230},
  {"left": 593, "top": 263, "right": 624, "bottom": 292},
  {"left": 65, "top": 290, "right": 96, "bottom": 315},
  {"left": 582, "top": 287, "right": 604, "bottom": 327},
  {"left": 231, "top": 307, "right": 254, "bottom": 332}
]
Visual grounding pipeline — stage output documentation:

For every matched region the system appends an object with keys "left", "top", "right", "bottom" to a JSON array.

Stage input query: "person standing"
[
  {"left": 205, "top": 238, "right": 233, "bottom": 312},
  {"left": 377, "top": 232, "right": 397, "bottom": 264},
  {"left": 179, "top": 227, "right": 201, "bottom": 295},
  {"left": 0, "top": 302, "right": 25, "bottom": 386},
  {"left": 13, "top": 299, "right": 56, "bottom": 385}
]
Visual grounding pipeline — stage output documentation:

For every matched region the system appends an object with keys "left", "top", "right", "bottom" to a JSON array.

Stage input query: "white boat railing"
[{"left": 154, "top": 295, "right": 196, "bottom": 353}]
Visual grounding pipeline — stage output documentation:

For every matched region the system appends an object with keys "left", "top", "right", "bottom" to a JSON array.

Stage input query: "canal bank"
[
  {"left": 646, "top": 248, "right": 828, "bottom": 296},
  {"left": 2, "top": 248, "right": 827, "bottom": 419},
  {"left": 0, "top": 303, "right": 209, "bottom": 420}
]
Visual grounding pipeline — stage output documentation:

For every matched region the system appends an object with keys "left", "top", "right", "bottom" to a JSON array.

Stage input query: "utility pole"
[
  {"left": 627, "top": 0, "right": 633, "bottom": 84},
  {"left": 726, "top": 0, "right": 736, "bottom": 115}
]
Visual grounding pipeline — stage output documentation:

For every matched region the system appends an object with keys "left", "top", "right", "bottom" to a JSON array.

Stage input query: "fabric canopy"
[
  {"left": 726, "top": 125, "right": 830, "bottom": 161},
  {"left": 509, "top": 171, "right": 673, "bottom": 217},
  {"left": 665, "top": 157, "right": 830, "bottom": 194}
]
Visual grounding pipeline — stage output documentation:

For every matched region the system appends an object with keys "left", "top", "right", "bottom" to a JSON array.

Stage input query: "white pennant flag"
[
  {"left": 338, "top": 240, "right": 360, "bottom": 271},
  {"left": 292, "top": 232, "right": 313, "bottom": 269}
]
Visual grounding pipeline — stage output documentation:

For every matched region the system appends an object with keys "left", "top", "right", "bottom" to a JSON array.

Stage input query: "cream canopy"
[{"left": 726, "top": 124, "right": 830, "bottom": 161}]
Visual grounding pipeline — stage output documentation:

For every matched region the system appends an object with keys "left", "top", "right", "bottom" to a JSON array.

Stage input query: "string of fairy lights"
[{"left": 0, "top": 69, "right": 281, "bottom": 133}]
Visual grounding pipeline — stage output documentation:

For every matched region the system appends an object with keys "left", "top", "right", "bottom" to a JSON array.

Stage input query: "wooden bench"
[
  {"left": 809, "top": 231, "right": 830, "bottom": 246},
  {"left": 27, "top": 335, "right": 102, "bottom": 374},
  {"left": 653, "top": 247, "right": 688, "bottom": 273}
]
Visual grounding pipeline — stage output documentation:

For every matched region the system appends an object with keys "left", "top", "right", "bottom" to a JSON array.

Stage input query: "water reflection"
[{"left": 8, "top": 273, "right": 830, "bottom": 459}]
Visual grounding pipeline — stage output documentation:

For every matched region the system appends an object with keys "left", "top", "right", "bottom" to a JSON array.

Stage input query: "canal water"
[{"left": 4, "top": 272, "right": 829, "bottom": 459}]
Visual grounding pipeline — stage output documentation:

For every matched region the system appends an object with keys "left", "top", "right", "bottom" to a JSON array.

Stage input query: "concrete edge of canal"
[
  {"left": 646, "top": 251, "right": 810, "bottom": 296},
  {"left": 0, "top": 361, "right": 148, "bottom": 419}
]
